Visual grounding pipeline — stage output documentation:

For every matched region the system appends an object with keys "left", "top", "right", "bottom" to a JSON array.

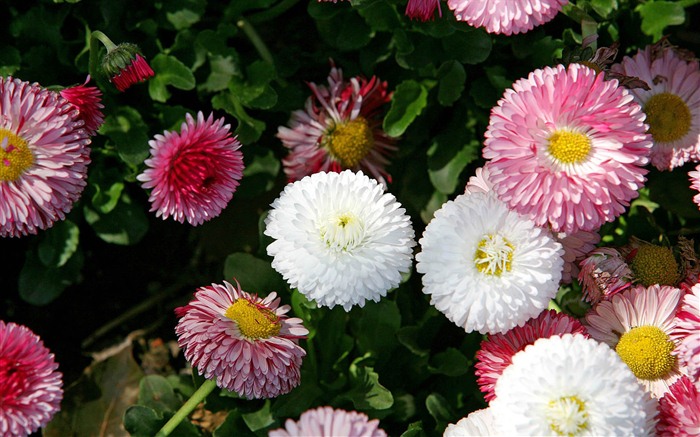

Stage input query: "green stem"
[
  {"left": 248, "top": 0, "right": 301, "bottom": 24},
  {"left": 237, "top": 18, "right": 274, "bottom": 66},
  {"left": 548, "top": 300, "right": 563, "bottom": 313},
  {"left": 154, "top": 379, "right": 217, "bottom": 437},
  {"left": 91, "top": 30, "right": 118, "bottom": 52},
  {"left": 89, "top": 31, "right": 114, "bottom": 90}
]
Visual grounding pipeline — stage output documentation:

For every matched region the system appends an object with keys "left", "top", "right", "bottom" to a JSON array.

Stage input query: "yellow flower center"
[
  {"left": 224, "top": 298, "right": 281, "bottom": 339},
  {"left": 547, "top": 395, "right": 589, "bottom": 436},
  {"left": 547, "top": 130, "right": 591, "bottom": 165},
  {"left": 474, "top": 234, "right": 514, "bottom": 276},
  {"left": 629, "top": 244, "right": 679, "bottom": 287},
  {"left": 326, "top": 117, "right": 374, "bottom": 168},
  {"left": 615, "top": 325, "right": 676, "bottom": 381},
  {"left": 319, "top": 212, "right": 364, "bottom": 252},
  {"left": 644, "top": 92, "right": 692, "bottom": 143},
  {"left": 0, "top": 128, "right": 34, "bottom": 182}
]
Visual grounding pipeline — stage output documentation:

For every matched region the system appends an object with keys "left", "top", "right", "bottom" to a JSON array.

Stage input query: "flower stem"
[
  {"left": 154, "top": 378, "right": 217, "bottom": 437},
  {"left": 91, "top": 30, "right": 118, "bottom": 52},
  {"left": 237, "top": 18, "right": 274, "bottom": 66},
  {"left": 89, "top": 31, "right": 113, "bottom": 90}
]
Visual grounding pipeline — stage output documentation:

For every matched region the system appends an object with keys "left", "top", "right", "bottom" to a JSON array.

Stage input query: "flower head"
[
  {"left": 265, "top": 170, "right": 415, "bottom": 311},
  {"left": 656, "top": 375, "right": 700, "bottom": 436},
  {"left": 672, "top": 283, "right": 700, "bottom": 382},
  {"left": 59, "top": 76, "right": 104, "bottom": 136},
  {"left": 443, "top": 409, "right": 497, "bottom": 436},
  {"left": 490, "top": 334, "right": 655, "bottom": 436},
  {"left": 277, "top": 63, "right": 396, "bottom": 186},
  {"left": 585, "top": 284, "right": 685, "bottom": 398},
  {"left": 405, "top": 0, "right": 441, "bottom": 21},
  {"left": 611, "top": 44, "right": 700, "bottom": 170},
  {"left": 137, "top": 112, "right": 244, "bottom": 226},
  {"left": 578, "top": 247, "right": 634, "bottom": 304},
  {"left": 416, "top": 191, "right": 563, "bottom": 334},
  {"left": 0, "top": 321, "right": 63, "bottom": 436},
  {"left": 174, "top": 280, "right": 308, "bottom": 399},
  {"left": 0, "top": 77, "right": 91, "bottom": 238},
  {"left": 268, "top": 406, "right": 387, "bottom": 437},
  {"left": 555, "top": 229, "right": 600, "bottom": 284},
  {"left": 447, "top": 0, "right": 568, "bottom": 36},
  {"left": 626, "top": 240, "right": 680, "bottom": 287},
  {"left": 690, "top": 165, "right": 700, "bottom": 209},
  {"left": 483, "top": 63, "right": 652, "bottom": 234},
  {"left": 475, "top": 309, "right": 588, "bottom": 401},
  {"left": 101, "top": 42, "right": 155, "bottom": 92}
]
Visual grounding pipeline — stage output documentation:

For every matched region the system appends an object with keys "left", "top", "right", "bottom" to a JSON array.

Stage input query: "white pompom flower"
[
  {"left": 416, "top": 191, "right": 563, "bottom": 334},
  {"left": 265, "top": 170, "right": 415, "bottom": 311}
]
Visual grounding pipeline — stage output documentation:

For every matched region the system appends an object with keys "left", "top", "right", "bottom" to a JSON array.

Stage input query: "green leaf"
[
  {"left": 401, "top": 422, "right": 427, "bottom": 437},
  {"left": 223, "top": 252, "right": 288, "bottom": 294},
  {"left": 441, "top": 30, "right": 492, "bottom": 65},
  {"left": 148, "top": 54, "right": 196, "bottom": 102},
  {"left": 316, "top": 10, "right": 372, "bottom": 51},
  {"left": 354, "top": 300, "right": 401, "bottom": 359},
  {"left": 84, "top": 194, "right": 149, "bottom": 245},
  {"left": 237, "top": 148, "right": 280, "bottom": 198},
  {"left": 428, "top": 348, "right": 469, "bottom": 376},
  {"left": 37, "top": 220, "right": 80, "bottom": 268},
  {"left": 437, "top": 61, "right": 466, "bottom": 107},
  {"left": 212, "top": 91, "right": 266, "bottom": 144},
  {"left": 138, "top": 375, "right": 181, "bottom": 414},
  {"left": 270, "top": 377, "right": 324, "bottom": 418},
  {"left": 123, "top": 406, "right": 166, "bottom": 437},
  {"left": 358, "top": 1, "right": 401, "bottom": 32},
  {"left": 164, "top": 0, "right": 206, "bottom": 30},
  {"left": 648, "top": 168, "right": 700, "bottom": 219},
  {"left": 427, "top": 128, "right": 479, "bottom": 195},
  {"left": 19, "top": 249, "right": 83, "bottom": 305},
  {"left": 242, "top": 400, "right": 274, "bottom": 432},
  {"left": 346, "top": 357, "right": 394, "bottom": 410},
  {"left": 636, "top": 1, "right": 685, "bottom": 41},
  {"left": 420, "top": 190, "right": 447, "bottom": 224},
  {"left": 383, "top": 80, "right": 428, "bottom": 137},
  {"left": 200, "top": 54, "right": 238, "bottom": 92},
  {"left": 229, "top": 61, "right": 278, "bottom": 109},
  {"left": 101, "top": 106, "right": 150, "bottom": 167},
  {"left": 0, "top": 46, "right": 21, "bottom": 76},
  {"left": 590, "top": 0, "right": 618, "bottom": 18},
  {"left": 425, "top": 393, "right": 457, "bottom": 431}
]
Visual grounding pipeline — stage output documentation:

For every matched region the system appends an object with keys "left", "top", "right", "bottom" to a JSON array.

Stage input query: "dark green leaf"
[
  {"left": 355, "top": 300, "right": 401, "bottom": 359},
  {"left": 37, "top": 220, "right": 80, "bottom": 268},
  {"left": 84, "top": 194, "right": 149, "bottom": 245},
  {"left": 164, "top": 0, "right": 206, "bottom": 30},
  {"left": 400, "top": 422, "right": 427, "bottom": 437},
  {"left": 149, "top": 54, "right": 196, "bottom": 102},
  {"left": 138, "top": 375, "right": 181, "bottom": 414},
  {"left": 223, "top": 252, "right": 288, "bottom": 294},
  {"left": 425, "top": 393, "right": 457, "bottom": 430},
  {"left": 346, "top": 357, "right": 394, "bottom": 410},
  {"left": 441, "top": 30, "right": 492, "bottom": 65},
  {"left": 242, "top": 400, "right": 274, "bottom": 432},
  {"left": 19, "top": 249, "right": 83, "bottom": 305},
  {"left": 383, "top": 80, "right": 428, "bottom": 137},
  {"left": 358, "top": 1, "right": 401, "bottom": 32},
  {"left": 428, "top": 348, "right": 469, "bottom": 376},
  {"left": 648, "top": 167, "right": 700, "bottom": 219},
  {"left": 0, "top": 46, "right": 21, "bottom": 76},
  {"left": 437, "top": 61, "right": 466, "bottom": 107},
  {"left": 123, "top": 405, "right": 165, "bottom": 437},
  {"left": 101, "top": 106, "right": 150, "bottom": 167}
]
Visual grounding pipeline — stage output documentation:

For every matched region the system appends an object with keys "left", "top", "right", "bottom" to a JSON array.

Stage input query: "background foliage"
[{"left": 1, "top": 0, "right": 699, "bottom": 435}]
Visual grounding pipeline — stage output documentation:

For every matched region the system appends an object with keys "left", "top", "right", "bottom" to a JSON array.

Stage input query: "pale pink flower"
[
  {"left": 406, "top": 0, "right": 441, "bottom": 21},
  {"left": 277, "top": 63, "right": 396, "bottom": 186},
  {"left": 474, "top": 309, "right": 588, "bottom": 401},
  {"left": 611, "top": 45, "right": 700, "bottom": 170},
  {"left": 578, "top": 247, "right": 634, "bottom": 304},
  {"left": 483, "top": 63, "right": 651, "bottom": 234},
  {"left": 268, "top": 406, "right": 387, "bottom": 437},
  {"left": 555, "top": 229, "right": 600, "bottom": 284},
  {"left": 656, "top": 375, "right": 700, "bottom": 436},
  {"left": 672, "top": 283, "right": 700, "bottom": 381},
  {"left": 448, "top": 0, "right": 568, "bottom": 36},
  {"left": 0, "top": 321, "right": 63, "bottom": 437},
  {"left": 585, "top": 284, "right": 685, "bottom": 398},
  {"left": 444, "top": 409, "right": 497, "bottom": 436},
  {"left": 0, "top": 77, "right": 91, "bottom": 238},
  {"left": 464, "top": 165, "right": 495, "bottom": 195},
  {"left": 59, "top": 76, "right": 104, "bottom": 136},
  {"left": 175, "top": 280, "right": 308, "bottom": 399},
  {"left": 690, "top": 165, "right": 700, "bottom": 209},
  {"left": 137, "top": 112, "right": 244, "bottom": 226}
]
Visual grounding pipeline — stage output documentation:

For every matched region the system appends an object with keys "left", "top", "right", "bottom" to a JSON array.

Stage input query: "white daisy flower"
[
  {"left": 416, "top": 192, "right": 563, "bottom": 334},
  {"left": 443, "top": 408, "right": 498, "bottom": 436},
  {"left": 264, "top": 170, "right": 415, "bottom": 311},
  {"left": 490, "top": 334, "right": 656, "bottom": 436}
]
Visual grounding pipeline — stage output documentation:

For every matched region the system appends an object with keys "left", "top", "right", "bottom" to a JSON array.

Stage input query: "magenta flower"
[
  {"left": 656, "top": 375, "right": 700, "bottom": 436},
  {"left": 100, "top": 41, "right": 155, "bottom": 92},
  {"left": 0, "top": 321, "right": 63, "bottom": 436},
  {"left": 175, "top": 280, "right": 308, "bottom": 399},
  {"left": 137, "top": 112, "right": 244, "bottom": 226},
  {"left": 474, "top": 309, "right": 588, "bottom": 402},
  {"left": 0, "top": 77, "right": 91, "bottom": 238},
  {"left": 405, "top": 0, "right": 441, "bottom": 21},
  {"left": 690, "top": 164, "right": 700, "bottom": 210},
  {"left": 672, "top": 283, "right": 700, "bottom": 382},
  {"left": 448, "top": 0, "right": 568, "bottom": 35},
  {"left": 483, "top": 63, "right": 652, "bottom": 234},
  {"left": 268, "top": 406, "right": 387, "bottom": 437},
  {"left": 277, "top": 63, "right": 396, "bottom": 186},
  {"left": 612, "top": 45, "right": 700, "bottom": 170},
  {"left": 111, "top": 54, "right": 154, "bottom": 92},
  {"left": 59, "top": 76, "right": 105, "bottom": 136}
]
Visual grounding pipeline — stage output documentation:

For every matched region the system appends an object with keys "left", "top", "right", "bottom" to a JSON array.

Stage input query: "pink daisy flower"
[
  {"left": 464, "top": 165, "right": 495, "bottom": 195},
  {"left": 585, "top": 284, "right": 685, "bottom": 398},
  {"left": 0, "top": 77, "right": 91, "bottom": 238},
  {"left": 137, "top": 112, "right": 244, "bottom": 226},
  {"left": 578, "top": 247, "right": 634, "bottom": 304},
  {"left": 555, "top": 229, "right": 600, "bottom": 284},
  {"left": 268, "top": 406, "right": 387, "bottom": 437},
  {"left": 277, "top": 63, "right": 396, "bottom": 186},
  {"left": 483, "top": 63, "right": 652, "bottom": 234},
  {"left": 0, "top": 321, "right": 63, "bottom": 437},
  {"left": 611, "top": 45, "right": 700, "bottom": 170},
  {"left": 175, "top": 280, "right": 308, "bottom": 399},
  {"left": 656, "top": 375, "right": 700, "bottom": 436},
  {"left": 405, "top": 0, "right": 441, "bottom": 21},
  {"left": 690, "top": 164, "right": 700, "bottom": 209},
  {"left": 474, "top": 309, "right": 588, "bottom": 402},
  {"left": 672, "top": 283, "right": 700, "bottom": 382},
  {"left": 59, "top": 76, "right": 105, "bottom": 136},
  {"left": 447, "top": 0, "right": 568, "bottom": 36}
]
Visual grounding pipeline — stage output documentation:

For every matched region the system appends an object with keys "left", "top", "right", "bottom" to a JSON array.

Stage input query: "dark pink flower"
[
  {"left": 59, "top": 76, "right": 105, "bottom": 136},
  {"left": 656, "top": 375, "right": 700, "bottom": 436},
  {"left": 405, "top": 0, "right": 441, "bottom": 21}
]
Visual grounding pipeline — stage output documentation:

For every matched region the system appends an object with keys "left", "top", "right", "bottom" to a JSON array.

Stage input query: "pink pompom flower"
[
  {"left": 656, "top": 375, "right": 700, "bottom": 436},
  {"left": 277, "top": 63, "right": 396, "bottom": 186},
  {"left": 268, "top": 406, "right": 387, "bottom": 437},
  {"left": 483, "top": 63, "right": 652, "bottom": 234},
  {"left": 672, "top": 283, "right": 700, "bottom": 382},
  {"left": 0, "top": 321, "right": 63, "bottom": 437},
  {"left": 59, "top": 76, "right": 105, "bottom": 136},
  {"left": 175, "top": 280, "right": 308, "bottom": 399},
  {"left": 611, "top": 44, "right": 700, "bottom": 170},
  {"left": 474, "top": 309, "right": 588, "bottom": 402},
  {"left": 0, "top": 77, "right": 91, "bottom": 238},
  {"left": 448, "top": 0, "right": 568, "bottom": 36},
  {"left": 137, "top": 112, "right": 244, "bottom": 226}
]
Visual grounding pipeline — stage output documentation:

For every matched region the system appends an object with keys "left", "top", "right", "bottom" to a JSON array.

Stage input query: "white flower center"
[
  {"left": 474, "top": 233, "right": 514, "bottom": 276},
  {"left": 320, "top": 211, "right": 365, "bottom": 252},
  {"left": 546, "top": 395, "right": 589, "bottom": 436}
]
